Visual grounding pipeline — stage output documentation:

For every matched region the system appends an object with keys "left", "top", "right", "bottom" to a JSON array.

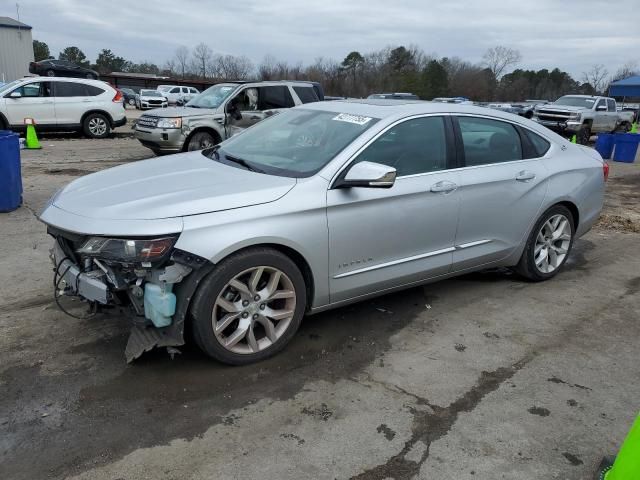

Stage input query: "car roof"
[{"left": 17, "top": 76, "right": 111, "bottom": 88}]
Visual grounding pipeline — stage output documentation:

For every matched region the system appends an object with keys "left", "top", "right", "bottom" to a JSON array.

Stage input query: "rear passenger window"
[
  {"left": 55, "top": 82, "right": 104, "bottom": 97},
  {"left": 607, "top": 99, "right": 616, "bottom": 112},
  {"left": 523, "top": 129, "right": 550, "bottom": 157},
  {"left": 458, "top": 116, "right": 522, "bottom": 166},
  {"left": 259, "top": 86, "right": 295, "bottom": 109},
  {"left": 293, "top": 86, "right": 319, "bottom": 104},
  {"left": 354, "top": 117, "right": 448, "bottom": 176}
]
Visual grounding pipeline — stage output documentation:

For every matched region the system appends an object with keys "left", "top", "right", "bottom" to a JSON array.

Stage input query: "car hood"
[
  {"left": 141, "top": 106, "right": 218, "bottom": 118},
  {"left": 52, "top": 151, "right": 296, "bottom": 220}
]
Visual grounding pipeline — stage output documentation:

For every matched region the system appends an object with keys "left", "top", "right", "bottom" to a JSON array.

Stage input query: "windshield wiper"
[{"left": 224, "top": 154, "right": 265, "bottom": 173}]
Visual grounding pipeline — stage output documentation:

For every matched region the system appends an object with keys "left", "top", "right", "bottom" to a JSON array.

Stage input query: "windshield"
[
  {"left": 553, "top": 96, "right": 597, "bottom": 108},
  {"left": 141, "top": 90, "right": 162, "bottom": 97},
  {"left": 186, "top": 84, "right": 238, "bottom": 109},
  {"left": 0, "top": 80, "right": 21, "bottom": 95},
  {"left": 204, "top": 108, "right": 380, "bottom": 178}
]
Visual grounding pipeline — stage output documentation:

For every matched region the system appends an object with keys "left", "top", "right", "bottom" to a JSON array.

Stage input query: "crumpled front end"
[{"left": 49, "top": 225, "right": 212, "bottom": 362}]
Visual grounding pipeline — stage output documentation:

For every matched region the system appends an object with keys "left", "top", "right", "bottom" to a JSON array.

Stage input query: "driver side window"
[
  {"left": 354, "top": 116, "right": 448, "bottom": 177},
  {"left": 230, "top": 88, "right": 259, "bottom": 111}
]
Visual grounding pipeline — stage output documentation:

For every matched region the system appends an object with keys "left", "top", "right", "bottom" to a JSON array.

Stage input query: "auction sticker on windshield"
[{"left": 333, "top": 113, "right": 373, "bottom": 125}]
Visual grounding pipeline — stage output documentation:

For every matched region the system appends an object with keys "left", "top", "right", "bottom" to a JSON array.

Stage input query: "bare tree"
[
  {"left": 612, "top": 61, "right": 638, "bottom": 82},
  {"left": 582, "top": 63, "right": 609, "bottom": 94},
  {"left": 163, "top": 59, "right": 176, "bottom": 76},
  {"left": 482, "top": 45, "right": 522, "bottom": 79},
  {"left": 174, "top": 46, "right": 190, "bottom": 79},
  {"left": 258, "top": 54, "right": 278, "bottom": 80},
  {"left": 191, "top": 43, "right": 213, "bottom": 78},
  {"left": 215, "top": 54, "right": 254, "bottom": 80}
]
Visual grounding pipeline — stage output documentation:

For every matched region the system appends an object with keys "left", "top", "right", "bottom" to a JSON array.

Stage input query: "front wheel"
[
  {"left": 128, "top": 98, "right": 135, "bottom": 106},
  {"left": 515, "top": 205, "right": 575, "bottom": 281},
  {"left": 190, "top": 248, "right": 307, "bottom": 365},
  {"left": 186, "top": 131, "right": 217, "bottom": 151},
  {"left": 577, "top": 125, "right": 591, "bottom": 145},
  {"left": 45, "top": 69, "right": 55, "bottom": 77},
  {"left": 83, "top": 113, "right": 111, "bottom": 138}
]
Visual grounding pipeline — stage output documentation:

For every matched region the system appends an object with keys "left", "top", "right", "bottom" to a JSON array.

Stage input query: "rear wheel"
[
  {"left": 86, "top": 73, "right": 96, "bottom": 79},
  {"left": 515, "top": 205, "right": 575, "bottom": 281},
  {"left": 186, "top": 131, "right": 217, "bottom": 151},
  {"left": 45, "top": 69, "right": 55, "bottom": 77},
  {"left": 190, "top": 248, "right": 307, "bottom": 365},
  {"left": 128, "top": 98, "right": 135, "bottom": 106},
  {"left": 83, "top": 113, "right": 111, "bottom": 138}
]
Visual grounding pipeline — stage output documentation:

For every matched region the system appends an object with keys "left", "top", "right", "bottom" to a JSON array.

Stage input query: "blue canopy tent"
[{"left": 609, "top": 75, "right": 640, "bottom": 98}]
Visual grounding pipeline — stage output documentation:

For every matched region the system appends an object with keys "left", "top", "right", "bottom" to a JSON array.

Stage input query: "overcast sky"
[{"left": 6, "top": 0, "right": 638, "bottom": 78}]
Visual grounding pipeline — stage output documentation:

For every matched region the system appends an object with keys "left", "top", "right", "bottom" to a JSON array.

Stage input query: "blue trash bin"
[
  {"left": 0, "top": 130, "right": 22, "bottom": 212},
  {"left": 613, "top": 133, "right": 640, "bottom": 163},
  {"left": 595, "top": 134, "right": 615, "bottom": 159}
]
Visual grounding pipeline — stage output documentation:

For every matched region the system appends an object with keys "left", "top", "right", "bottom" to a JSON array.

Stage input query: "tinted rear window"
[
  {"left": 524, "top": 129, "right": 551, "bottom": 157},
  {"left": 55, "top": 82, "right": 104, "bottom": 97},
  {"left": 293, "top": 86, "right": 319, "bottom": 104},
  {"left": 259, "top": 86, "right": 295, "bottom": 109}
]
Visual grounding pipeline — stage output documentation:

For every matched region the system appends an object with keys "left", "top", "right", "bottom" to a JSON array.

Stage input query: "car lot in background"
[
  {"left": 368, "top": 92, "right": 419, "bottom": 100},
  {"left": 134, "top": 80, "right": 320, "bottom": 154},
  {"left": 0, "top": 76, "right": 125, "bottom": 137},
  {"left": 119, "top": 87, "right": 137, "bottom": 106},
  {"left": 28, "top": 59, "right": 99, "bottom": 79},
  {"left": 135, "top": 89, "right": 168, "bottom": 109},
  {"left": 157, "top": 84, "right": 200, "bottom": 105}
]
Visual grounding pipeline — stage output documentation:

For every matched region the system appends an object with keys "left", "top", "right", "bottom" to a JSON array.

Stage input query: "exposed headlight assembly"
[
  {"left": 156, "top": 117, "right": 182, "bottom": 129},
  {"left": 568, "top": 112, "right": 581, "bottom": 120},
  {"left": 77, "top": 237, "right": 177, "bottom": 263}
]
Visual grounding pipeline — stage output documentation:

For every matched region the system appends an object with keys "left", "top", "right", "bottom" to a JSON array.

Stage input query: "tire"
[
  {"left": 45, "top": 69, "right": 55, "bottom": 77},
  {"left": 190, "top": 248, "right": 307, "bottom": 365},
  {"left": 515, "top": 205, "right": 575, "bottom": 282},
  {"left": 577, "top": 125, "right": 591, "bottom": 145},
  {"left": 86, "top": 73, "right": 96, "bottom": 79},
  {"left": 186, "top": 131, "right": 217, "bottom": 151},
  {"left": 128, "top": 98, "right": 135, "bottom": 106},
  {"left": 83, "top": 113, "right": 111, "bottom": 139}
]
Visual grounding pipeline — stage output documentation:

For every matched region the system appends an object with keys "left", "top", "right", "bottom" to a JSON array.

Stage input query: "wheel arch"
[
  {"left": 80, "top": 109, "right": 114, "bottom": 127},
  {"left": 555, "top": 200, "right": 580, "bottom": 229},
  {"left": 207, "top": 240, "right": 316, "bottom": 312},
  {"left": 0, "top": 111, "right": 8, "bottom": 129},
  {"left": 182, "top": 126, "right": 223, "bottom": 151}
]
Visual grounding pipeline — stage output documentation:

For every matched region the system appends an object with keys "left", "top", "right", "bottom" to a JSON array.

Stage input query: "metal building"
[{"left": 0, "top": 17, "right": 34, "bottom": 83}]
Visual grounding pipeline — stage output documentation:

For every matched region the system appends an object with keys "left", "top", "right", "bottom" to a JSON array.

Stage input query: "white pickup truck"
[{"left": 533, "top": 95, "right": 634, "bottom": 144}]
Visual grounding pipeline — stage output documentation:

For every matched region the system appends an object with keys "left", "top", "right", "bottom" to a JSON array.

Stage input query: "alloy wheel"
[
  {"left": 534, "top": 214, "right": 572, "bottom": 273},
  {"left": 212, "top": 266, "right": 296, "bottom": 354},
  {"left": 88, "top": 117, "right": 108, "bottom": 136}
]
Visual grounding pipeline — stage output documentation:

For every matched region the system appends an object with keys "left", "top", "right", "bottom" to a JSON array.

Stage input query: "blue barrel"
[
  {"left": 594, "top": 134, "right": 615, "bottom": 159},
  {"left": 0, "top": 131, "right": 22, "bottom": 212},
  {"left": 613, "top": 133, "right": 640, "bottom": 163}
]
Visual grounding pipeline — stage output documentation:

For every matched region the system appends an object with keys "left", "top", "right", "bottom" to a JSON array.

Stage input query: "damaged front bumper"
[{"left": 50, "top": 233, "right": 213, "bottom": 362}]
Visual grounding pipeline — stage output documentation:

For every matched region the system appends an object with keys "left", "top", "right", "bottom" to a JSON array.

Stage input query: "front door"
[
  {"left": 452, "top": 115, "right": 549, "bottom": 271},
  {"left": 4, "top": 81, "right": 55, "bottom": 127},
  {"left": 327, "top": 116, "right": 460, "bottom": 303}
]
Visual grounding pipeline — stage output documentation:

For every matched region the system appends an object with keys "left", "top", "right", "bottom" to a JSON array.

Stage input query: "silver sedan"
[{"left": 40, "top": 100, "right": 607, "bottom": 364}]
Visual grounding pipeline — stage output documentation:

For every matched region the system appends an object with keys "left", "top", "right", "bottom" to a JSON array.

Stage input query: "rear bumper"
[{"left": 112, "top": 116, "right": 127, "bottom": 128}]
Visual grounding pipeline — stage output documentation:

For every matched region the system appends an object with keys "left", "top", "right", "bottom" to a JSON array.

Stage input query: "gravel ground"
[{"left": 0, "top": 135, "right": 639, "bottom": 480}]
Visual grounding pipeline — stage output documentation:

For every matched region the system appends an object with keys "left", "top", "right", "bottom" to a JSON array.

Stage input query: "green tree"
[
  {"left": 58, "top": 46, "right": 90, "bottom": 67},
  {"left": 422, "top": 60, "right": 449, "bottom": 99},
  {"left": 32, "top": 40, "right": 50, "bottom": 61},
  {"left": 95, "top": 49, "right": 129, "bottom": 74}
]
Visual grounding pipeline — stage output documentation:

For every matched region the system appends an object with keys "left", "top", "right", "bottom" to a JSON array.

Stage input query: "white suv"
[
  {"left": 0, "top": 77, "right": 126, "bottom": 138},
  {"left": 157, "top": 85, "right": 200, "bottom": 105}
]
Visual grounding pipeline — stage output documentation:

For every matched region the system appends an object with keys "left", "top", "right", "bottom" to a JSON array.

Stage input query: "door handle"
[
  {"left": 515, "top": 170, "right": 536, "bottom": 182},
  {"left": 430, "top": 180, "right": 457, "bottom": 193}
]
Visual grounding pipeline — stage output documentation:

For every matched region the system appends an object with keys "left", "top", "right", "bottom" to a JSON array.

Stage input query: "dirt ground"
[{"left": 0, "top": 133, "right": 639, "bottom": 480}]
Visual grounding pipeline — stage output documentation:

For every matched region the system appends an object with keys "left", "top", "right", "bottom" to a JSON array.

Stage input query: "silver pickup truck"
[
  {"left": 533, "top": 95, "right": 634, "bottom": 144},
  {"left": 134, "top": 80, "right": 323, "bottom": 155}
]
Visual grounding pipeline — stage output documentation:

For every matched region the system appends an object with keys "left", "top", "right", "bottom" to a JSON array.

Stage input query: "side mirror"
[
  {"left": 9, "top": 91, "right": 22, "bottom": 98},
  {"left": 336, "top": 161, "right": 396, "bottom": 189},
  {"left": 596, "top": 105, "right": 607, "bottom": 111}
]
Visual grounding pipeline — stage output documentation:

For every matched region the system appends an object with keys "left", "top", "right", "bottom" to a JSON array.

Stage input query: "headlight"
[
  {"left": 77, "top": 236, "right": 177, "bottom": 263},
  {"left": 156, "top": 117, "right": 182, "bottom": 129},
  {"left": 569, "top": 112, "right": 581, "bottom": 120}
]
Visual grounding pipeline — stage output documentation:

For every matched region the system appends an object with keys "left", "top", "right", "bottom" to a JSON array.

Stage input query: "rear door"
[
  {"left": 592, "top": 99, "right": 613, "bottom": 132},
  {"left": 53, "top": 81, "right": 106, "bottom": 125},
  {"left": 451, "top": 115, "right": 549, "bottom": 271},
  {"left": 4, "top": 81, "right": 55, "bottom": 127}
]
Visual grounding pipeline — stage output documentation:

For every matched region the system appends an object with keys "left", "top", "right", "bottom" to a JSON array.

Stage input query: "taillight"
[
  {"left": 112, "top": 90, "right": 123, "bottom": 103},
  {"left": 603, "top": 162, "right": 609, "bottom": 181}
]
